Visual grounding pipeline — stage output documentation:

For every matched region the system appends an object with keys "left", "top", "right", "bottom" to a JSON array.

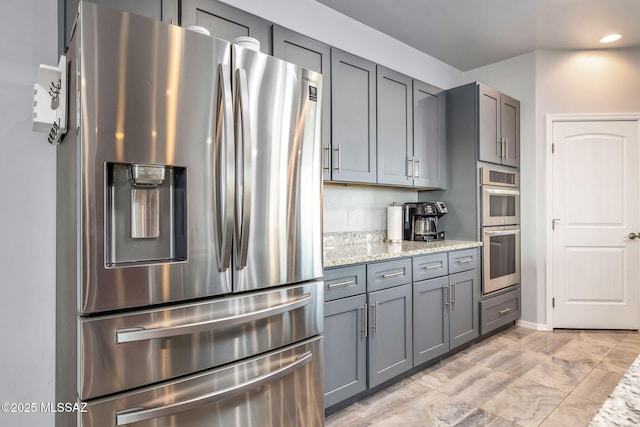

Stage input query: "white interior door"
[{"left": 552, "top": 120, "right": 639, "bottom": 329}]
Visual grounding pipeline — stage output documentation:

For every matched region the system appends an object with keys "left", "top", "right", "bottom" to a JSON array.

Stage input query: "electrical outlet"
[{"left": 347, "top": 210, "right": 355, "bottom": 226}]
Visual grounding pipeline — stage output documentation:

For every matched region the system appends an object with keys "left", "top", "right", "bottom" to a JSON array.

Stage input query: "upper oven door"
[{"left": 481, "top": 185, "right": 520, "bottom": 226}]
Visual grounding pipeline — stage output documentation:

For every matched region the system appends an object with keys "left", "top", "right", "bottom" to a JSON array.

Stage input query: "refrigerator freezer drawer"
[
  {"left": 81, "top": 336, "right": 324, "bottom": 427},
  {"left": 80, "top": 282, "right": 323, "bottom": 400}
]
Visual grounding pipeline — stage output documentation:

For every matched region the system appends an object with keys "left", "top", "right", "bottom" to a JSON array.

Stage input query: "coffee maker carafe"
[{"left": 403, "top": 202, "right": 447, "bottom": 241}]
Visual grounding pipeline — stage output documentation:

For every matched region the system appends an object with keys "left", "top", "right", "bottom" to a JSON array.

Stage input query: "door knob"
[{"left": 628, "top": 232, "right": 639, "bottom": 240}]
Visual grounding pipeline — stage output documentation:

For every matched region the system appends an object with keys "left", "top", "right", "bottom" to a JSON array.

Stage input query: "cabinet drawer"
[
  {"left": 367, "top": 258, "right": 412, "bottom": 292},
  {"left": 448, "top": 248, "right": 479, "bottom": 274},
  {"left": 480, "top": 286, "right": 521, "bottom": 335},
  {"left": 323, "top": 265, "right": 366, "bottom": 301},
  {"left": 413, "top": 253, "right": 448, "bottom": 281}
]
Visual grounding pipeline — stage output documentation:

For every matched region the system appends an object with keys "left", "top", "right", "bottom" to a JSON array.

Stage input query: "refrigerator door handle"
[
  {"left": 115, "top": 351, "right": 313, "bottom": 425},
  {"left": 234, "top": 67, "right": 252, "bottom": 270},
  {"left": 115, "top": 293, "right": 313, "bottom": 343},
  {"left": 214, "top": 63, "right": 235, "bottom": 271}
]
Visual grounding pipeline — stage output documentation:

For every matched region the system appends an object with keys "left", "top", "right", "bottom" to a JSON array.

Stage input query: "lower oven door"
[
  {"left": 81, "top": 336, "right": 324, "bottom": 427},
  {"left": 482, "top": 225, "right": 520, "bottom": 295}
]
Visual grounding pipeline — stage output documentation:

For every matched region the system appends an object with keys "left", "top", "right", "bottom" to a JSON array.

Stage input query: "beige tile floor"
[{"left": 325, "top": 326, "right": 640, "bottom": 427}]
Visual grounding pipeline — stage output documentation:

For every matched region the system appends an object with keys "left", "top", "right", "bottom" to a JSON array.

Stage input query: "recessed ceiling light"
[{"left": 600, "top": 34, "right": 622, "bottom": 43}]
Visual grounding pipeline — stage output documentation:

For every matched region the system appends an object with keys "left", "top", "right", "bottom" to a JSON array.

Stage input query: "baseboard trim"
[{"left": 516, "top": 320, "right": 552, "bottom": 331}]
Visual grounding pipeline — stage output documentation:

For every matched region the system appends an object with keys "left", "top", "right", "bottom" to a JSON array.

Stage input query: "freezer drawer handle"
[
  {"left": 115, "top": 351, "right": 313, "bottom": 425},
  {"left": 115, "top": 294, "right": 312, "bottom": 344}
]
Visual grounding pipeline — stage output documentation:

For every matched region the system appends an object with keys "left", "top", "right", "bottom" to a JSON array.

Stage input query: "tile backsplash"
[{"left": 323, "top": 185, "right": 418, "bottom": 233}]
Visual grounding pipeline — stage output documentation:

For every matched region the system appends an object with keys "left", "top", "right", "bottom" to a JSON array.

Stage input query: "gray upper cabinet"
[
  {"left": 272, "top": 26, "right": 332, "bottom": 180},
  {"left": 376, "top": 66, "right": 413, "bottom": 186},
  {"left": 181, "top": 0, "right": 271, "bottom": 54},
  {"left": 60, "top": 0, "right": 179, "bottom": 54},
  {"left": 500, "top": 93, "right": 520, "bottom": 167},
  {"left": 331, "top": 48, "right": 377, "bottom": 184},
  {"left": 367, "top": 283, "right": 413, "bottom": 388},
  {"left": 478, "top": 83, "right": 520, "bottom": 167},
  {"left": 413, "top": 80, "right": 446, "bottom": 188}
]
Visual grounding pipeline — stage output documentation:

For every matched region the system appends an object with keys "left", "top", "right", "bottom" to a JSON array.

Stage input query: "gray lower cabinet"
[
  {"left": 324, "top": 294, "right": 367, "bottom": 408},
  {"left": 449, "top": 269, "right": 480, "bottom": 348},
  {"left": 272, "top": 26, "right": 332, "bottom": 181},
  {"left": 367, "top": 284, "right": 413, "bottom": 388},
  {"left": 60, "top": 0, "right": 179, "bottom": 54},
  {"left": 413, "top": 249, "right": 480, "bottom": 366},
  {"left": 181, "top": 0, "right": 271, "bottom": 54},
  {"left": 324, "top": 249, "right": 479, "bottom": 409},
  {"left": 330, "top": 48, "right": 377, "bottom": 183},
  {"left": 413, "top": 276, "right": 450, "bottom": 364},
  {"left": 480, "top": 286, "right": 521, "bottom": 334}
]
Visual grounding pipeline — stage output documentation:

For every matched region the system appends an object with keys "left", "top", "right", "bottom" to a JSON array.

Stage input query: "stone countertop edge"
[
  {"left": 323, "top": 240, "right": 483, "bottom": 268},
  {"left": 589, "top": 354, "right": 640, "bottom": 427}
]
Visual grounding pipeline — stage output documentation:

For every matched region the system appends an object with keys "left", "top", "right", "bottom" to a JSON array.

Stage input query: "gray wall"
[{"left": 0, "top": 1, "right": 57, "bottom": 426}]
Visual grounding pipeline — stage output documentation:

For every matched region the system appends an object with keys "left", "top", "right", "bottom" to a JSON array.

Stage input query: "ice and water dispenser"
[{"left": 105, "top": 162, "right": 187, "bottom": 267}]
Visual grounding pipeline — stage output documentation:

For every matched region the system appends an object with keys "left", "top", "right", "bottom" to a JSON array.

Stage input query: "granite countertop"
[
  {"left": 323, "top": 231, "right": 482, "bottom": 268},
  {"left": 590, "top": 354, "right": 640, "bottom": 426}
]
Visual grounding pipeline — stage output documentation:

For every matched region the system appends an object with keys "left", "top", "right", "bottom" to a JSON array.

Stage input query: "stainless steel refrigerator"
[{"left": 56, "top": 2, "right": 324, "bottom": 426}]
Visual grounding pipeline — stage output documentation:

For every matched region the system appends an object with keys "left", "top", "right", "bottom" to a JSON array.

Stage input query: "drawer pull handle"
[
  {"left": 382, "top": 271, "right": 404, "bottom": 279},
  {"left": 328, "top": 279, "right": 355, "bottom": 288},
  {"left": 422, "top": 264, "right": 442, "bottom": 270},
  {"left": 499, "top": 307, "right": 512, "bottom": 315},
  {"left": 456, "top": 257, "right": 474, "bottom": 265}
]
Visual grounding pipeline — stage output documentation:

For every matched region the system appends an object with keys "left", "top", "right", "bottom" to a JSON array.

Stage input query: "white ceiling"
[{"left": 315, "top": 0, "right": 640, "bottom": 71}]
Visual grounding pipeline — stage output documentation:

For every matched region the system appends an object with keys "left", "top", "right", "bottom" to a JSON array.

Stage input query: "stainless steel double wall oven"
[
  {"left": 56, "top": 3, "right": 324, "bottom": 426},
  {"left": 480, "top": 168, "right": 521, "bottom": 295}
]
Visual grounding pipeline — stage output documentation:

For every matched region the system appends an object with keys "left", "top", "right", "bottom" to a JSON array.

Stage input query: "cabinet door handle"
[
  {"left": 451, "top": 282, "right": 456, "bottom": 308},
  {"left": 414, "top": 157, "right": 421, "bottom": 179},
  {"left": 333, "top": 145, "right": 341, "bottom": 173},
  {"left": 323, "top": 146, "right": 331, "bottom": 171},
  {"left": 372, "top": 301, "right": 379, "bottom": 334},
  {"left": 499, "top": 307, "right": 512, "bottom": 315},
  {"left": 455, "top": 257, "right": 474, "bottom": 265},
  {"left": 361, "top": 305, "right": 368, "bottom": 339},
  {"left": 504, "top": 138, "right": 508, "bottom": 159},
  {"left": 497, "top": 138, "right": 503, "bottom": 158},
  {"left": 408, "top": 157, "right": 415, "bottom": 179},
  {"left": 382, "top": 271, "right": 404, "bottom": 279},
  {"left": 328, "top": 279, "right": 355, "bottom": 288}
]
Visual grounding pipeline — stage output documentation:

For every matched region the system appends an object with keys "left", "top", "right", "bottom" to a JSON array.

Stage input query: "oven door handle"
[
  {"left": 485, "top": 229, "right": 520, "bottom": 237},
  {"left": 484, "top": 187, "right": 520, "bottom": 196},
  {"left": 115, "top": 294, "right": 312, "bottom": 343},
  {"left": 115, "top": 352, "right": 312, "bottom": 425}
]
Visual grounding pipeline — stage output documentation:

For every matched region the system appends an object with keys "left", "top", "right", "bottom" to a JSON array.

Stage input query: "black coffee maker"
[{"left": 403, "top": 202, "right": 447, "bottom": 241}]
